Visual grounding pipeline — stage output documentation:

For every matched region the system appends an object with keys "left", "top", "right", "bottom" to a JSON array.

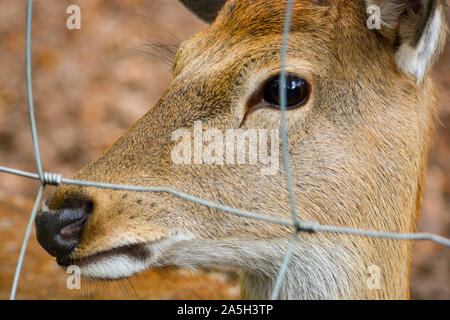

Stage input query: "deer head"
[{"left": 35, "top": 0, "right": 447, "bottom": 299}]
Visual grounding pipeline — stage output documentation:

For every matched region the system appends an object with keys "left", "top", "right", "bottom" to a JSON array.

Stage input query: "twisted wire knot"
[
  {"left": 42, "top": 172, "right": 62, "bottom": 186},
  {"left": 295, "top": 221, "right": 318, "bottom": 233}
]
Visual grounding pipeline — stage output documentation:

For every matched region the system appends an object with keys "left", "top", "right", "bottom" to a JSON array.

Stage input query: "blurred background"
[{"left": 0, "top": 0, "right": 448, "bottom": 299}]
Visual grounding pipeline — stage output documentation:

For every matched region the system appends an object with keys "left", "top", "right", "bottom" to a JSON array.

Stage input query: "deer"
[{"left": 34, "top": 0, "right": 447, "bottom": 299}]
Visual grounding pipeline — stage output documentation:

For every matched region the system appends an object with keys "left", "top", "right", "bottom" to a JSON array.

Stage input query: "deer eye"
[{"left": 263, "top": 74, "right": 310, "bottom": 109}]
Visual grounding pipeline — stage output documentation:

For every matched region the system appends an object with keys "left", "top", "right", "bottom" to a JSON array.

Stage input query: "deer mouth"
[
  {"left": 57, "top": 243, "right": 148, "bottom": 267},
  {"left": 54, "top": 233, "right": 191, "bottom": 279},
  {"left": 57, "top": 243, "right": 153, "bottom": 280}
]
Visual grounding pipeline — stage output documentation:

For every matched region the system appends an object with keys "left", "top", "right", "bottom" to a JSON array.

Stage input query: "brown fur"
[{"left": 41, "top": 0, "right": 447, "bottom": 299}]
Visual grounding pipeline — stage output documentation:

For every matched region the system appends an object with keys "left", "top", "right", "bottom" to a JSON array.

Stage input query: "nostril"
[
  {"left": 36, "top": 199, "right": 94, "bottom": 259},
  {"left": 58, "top": 200, "right": 93, "bottom": 238},
  {"left": 59, "top": 216, "right": 88, "bottom": 239}
]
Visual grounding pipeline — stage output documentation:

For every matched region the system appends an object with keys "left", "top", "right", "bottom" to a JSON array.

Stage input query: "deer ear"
[
  {"left": 179, "top": 0, "right": 227, "bottom": 23},
  {"left": 366, "top": 0, "right": 447, "bottom": 83}
]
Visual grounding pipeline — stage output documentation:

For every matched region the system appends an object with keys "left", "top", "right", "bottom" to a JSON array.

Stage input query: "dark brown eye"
[{"left": 263, "top": 74, "right": 310, "bottom": 109}]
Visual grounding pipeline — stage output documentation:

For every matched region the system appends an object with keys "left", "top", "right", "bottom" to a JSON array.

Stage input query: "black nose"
[{"left": 35, "top": 199, "right": 92, "bottom": 263}]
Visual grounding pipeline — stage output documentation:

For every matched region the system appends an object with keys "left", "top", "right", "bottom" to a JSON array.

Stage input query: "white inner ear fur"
[{"left": 395, "top": 8, "right": 443, "bottom": 84}]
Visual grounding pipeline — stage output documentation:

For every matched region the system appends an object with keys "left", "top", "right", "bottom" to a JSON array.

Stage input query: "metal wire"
[
  {"left": 25, "top": 0, "right": 44, "bottom": 182},
  {"left": 9, "top": 185, "right": 45, "bottom": 300},
  {"left": 2, "top": 166, "right": 449, "bottom": 249},
  {"left": 279, "top": 0, "right": 298, "bottom": 224},
  {"left": 2, "top": 0, "right": 450, "bottom": 300},
  {"left": 8, "top": 0, "right": 43, "bottom": 300},
  {"left": 271, "top": 232, "right": 298, "bottom": 300},
  {"left": 272, "top": 0, "right": 297, "bottom": 300}
]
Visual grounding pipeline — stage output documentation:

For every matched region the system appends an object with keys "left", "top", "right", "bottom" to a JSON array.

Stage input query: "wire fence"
[{"left": 1, "top": 0, "right": 449, "bottom": 300}]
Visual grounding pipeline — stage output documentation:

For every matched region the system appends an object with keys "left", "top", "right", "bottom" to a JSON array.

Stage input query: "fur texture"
[{"left": 37, "top": 0, "right": 447, "bottom": 299}]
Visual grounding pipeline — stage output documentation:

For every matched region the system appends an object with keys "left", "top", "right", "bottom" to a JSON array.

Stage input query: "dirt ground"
[{"left": 0, "top": 0, "right": 448, "bottom": 299}]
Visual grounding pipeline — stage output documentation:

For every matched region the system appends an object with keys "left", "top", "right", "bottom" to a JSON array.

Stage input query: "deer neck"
[
  {"left": 238, "top": 239, "right": 357, "bottom": 300},
  {"left": 163, "top": 236, "right": 359, "bottom": 299}
]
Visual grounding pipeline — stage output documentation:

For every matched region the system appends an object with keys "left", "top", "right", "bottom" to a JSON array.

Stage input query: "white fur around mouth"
[
  {"left": 64, "top": 233, "right": 194, "bottom": 280},
  {"left": 79, "top": 251, "right": 150, "bottom": 280},
  {"left": 64, "top": 244, "right": 150, "bottom": 280}
]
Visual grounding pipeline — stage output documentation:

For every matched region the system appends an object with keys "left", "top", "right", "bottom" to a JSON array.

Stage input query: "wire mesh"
[{"left": 1, "top": 0, "right": 449, "bottom": 300}]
